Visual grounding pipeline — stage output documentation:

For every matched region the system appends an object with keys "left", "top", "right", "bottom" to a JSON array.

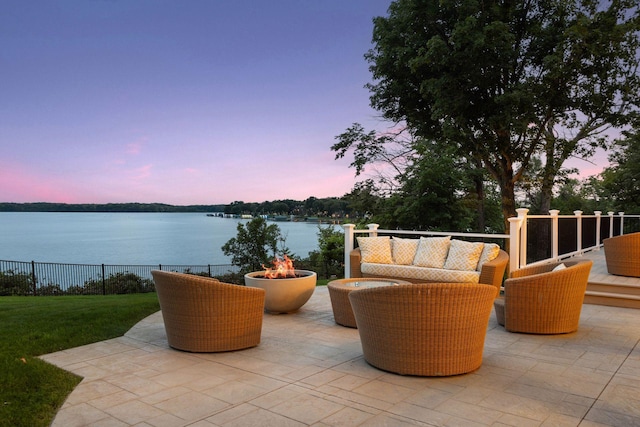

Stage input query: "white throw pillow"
[
  {"left": 392, "top": 237, "right": 419, "bottom": 265},
  {"left": 552, "top": 263, "right": 567, "bottom": 271},
  {"left": 444, "top": 240, "right": 485, "bottom": 271},
  {"left": 357, "top": 236, "right": 393, "bottom": 264},
  {"left": 412, "top": 236, "right": 451, "bottom": 268},
  {"left": 477, "top": 243, "right": 501, "bottom": 271}
]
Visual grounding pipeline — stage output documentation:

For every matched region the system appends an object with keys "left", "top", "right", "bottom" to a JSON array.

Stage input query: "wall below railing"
[{"left": 343, "top": 211, "right": 640, "bottom": 277}]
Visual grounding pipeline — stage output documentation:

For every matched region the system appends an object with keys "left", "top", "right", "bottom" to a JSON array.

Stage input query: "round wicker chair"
[
  {"left": 151, "top": 270, "right": 265, "bottom": 352},
  {"left": 603, "top": 232, "right": 640, "bottom": 277},
  {"left": 348, "top": 283, "right": 497, "bottom": 376},
  {"left": 493, "top": 260, "right": 593, "bottom": 334}
]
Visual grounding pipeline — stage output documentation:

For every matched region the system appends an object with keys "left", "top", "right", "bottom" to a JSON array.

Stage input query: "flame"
[{"left": 262, "top": 255, "right": 296, "bottom": 279}]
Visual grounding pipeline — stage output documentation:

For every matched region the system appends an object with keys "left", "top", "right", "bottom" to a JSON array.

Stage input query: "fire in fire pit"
[{"left": 262, "top": 255, "right": 296, "bottom": 279}]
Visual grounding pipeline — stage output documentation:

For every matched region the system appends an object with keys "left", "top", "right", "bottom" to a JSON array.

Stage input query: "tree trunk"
[
  {"left": 500, "top": 178, "right": 517, "bottom": 235},
  {"left": 475, "top": 175, "right": 485, "bottom": 232}
]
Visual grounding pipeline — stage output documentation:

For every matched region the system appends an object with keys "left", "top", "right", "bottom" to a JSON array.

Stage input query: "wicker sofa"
[
  {"left": 349, "top": 282, "right": 497, "bottom": 376},
  {"left": 603, "top": 232, "right": 640, "bottom": 277},
  {"left": 151, "top": 270, "right": 266, "bottom": 352},
  {"left": 349, "top": 236, "right": 509, "bottom": 291}
]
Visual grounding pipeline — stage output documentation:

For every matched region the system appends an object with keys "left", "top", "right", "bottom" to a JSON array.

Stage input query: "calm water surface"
[{"left": 0, "top": 213, "right": 324, "bottom": 265}]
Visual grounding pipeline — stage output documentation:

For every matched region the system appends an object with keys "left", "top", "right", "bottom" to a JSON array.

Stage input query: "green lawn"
[{"left": 0, "top": 293, "right": 161, "bottom": 427}]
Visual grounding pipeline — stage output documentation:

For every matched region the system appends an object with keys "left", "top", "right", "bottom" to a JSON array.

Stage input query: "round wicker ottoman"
[{"left": 327, "top": 278, "right": 410, "bottom": 327}]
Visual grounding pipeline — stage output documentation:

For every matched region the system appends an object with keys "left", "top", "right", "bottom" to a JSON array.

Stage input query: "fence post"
[
  {"left": 594, "top": 211, "right": 602, "bottom": 250},
  {"left": 101, "top": 264, "right": 106, "bottom": 295},
  {"left": 619, "top": 212, "right": 625, "bottom": 235},
  {"left": 208, "top": 264, "right": 211, "bottom": 277},
  {"left": 550, "top": 210, "right": 560, "bottom": 260},
  {"left": 31, "top": 260, "right": 37, "bottom": 296},
  {"left": 516, "top": 208, "right": 529, "bottom": 268},
  {"left": 367, "top": 223, "right": 380, "bottom": 237},
  {"left": 608, "top": 211, "right": 615, "bottom": 238},
  {"left": 343, "top": 224, "right": 355, "bottom": 279},
  {"left": 574, "top": 210, "right": 583, "bottom": 254},
  {"left": 508, "top": 216, "right": 523, "bottom": 272}
]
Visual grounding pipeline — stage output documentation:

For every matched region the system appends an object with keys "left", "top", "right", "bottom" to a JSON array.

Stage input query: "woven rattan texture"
[
  {"left": 151, "top": 270, "right": 265, "bottom": 352},
  {"left": 348, "top": 283, "right": 497, "bottom": 376},
  {"left": 497, "top": 260, "right": 593, "bottom": 334},
  {"left": 603, "top": 232, "right": 640, "bottom": 277}
]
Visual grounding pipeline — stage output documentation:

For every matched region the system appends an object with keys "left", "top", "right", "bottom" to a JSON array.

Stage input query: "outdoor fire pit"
[{"left": 244, "top": 255, "right": 316, "bottom": 313}]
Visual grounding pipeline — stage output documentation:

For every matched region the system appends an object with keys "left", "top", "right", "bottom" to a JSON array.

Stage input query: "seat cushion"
[{"left": 361, "top": 263, "right": 481, "bottom": 283}]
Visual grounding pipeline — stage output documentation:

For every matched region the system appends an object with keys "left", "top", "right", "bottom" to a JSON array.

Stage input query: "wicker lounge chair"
[
  {"left": 603, "top": 232, "right": 640, "bottom": 277},
  {"left": 493, "top": 260, "right": 593, "bottom": 334},
  {"left": 151, "top": 270, "right": 265, "bottom": 352},
  {"left": 348, "top": 283, "right": 497, "bottom": 376}
]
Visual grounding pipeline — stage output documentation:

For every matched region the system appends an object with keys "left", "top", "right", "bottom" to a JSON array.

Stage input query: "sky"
[
  {"left": 1, "top": 1, "right": 612, "bottom": 207},
  {"left": 1, "top": 0, "right": 394, "bottom": 205}
]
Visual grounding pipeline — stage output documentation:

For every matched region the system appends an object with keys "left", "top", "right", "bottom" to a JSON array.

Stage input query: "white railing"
[{"left": 343, "top": 210, "right": 639, "bottom": 277}]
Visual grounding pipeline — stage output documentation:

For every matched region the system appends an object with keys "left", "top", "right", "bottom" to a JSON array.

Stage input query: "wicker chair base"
[
  {"left": 603, "top": 232, "right": 640, "bottom": 277},
  {"left": 152, "top": 271, "right": 265, "bottom": 353},
  {"left": 498, "top": 260, "right": 592, "bottom": 335},
  {"left": 349, "top": 283, "right": 497, "bottom": 376}
]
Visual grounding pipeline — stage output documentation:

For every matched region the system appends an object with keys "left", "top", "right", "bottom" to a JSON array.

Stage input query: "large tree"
[{"left": 365, "top": 0, "right": 640, "bottom": 230}]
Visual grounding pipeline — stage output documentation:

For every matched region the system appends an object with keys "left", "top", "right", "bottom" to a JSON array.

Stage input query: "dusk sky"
[
  {"left": 2, "top": 1, "right": 610, "bottom": 206},
  {"left": 2, "top": 0, "right": 394, "bottom": 205}
]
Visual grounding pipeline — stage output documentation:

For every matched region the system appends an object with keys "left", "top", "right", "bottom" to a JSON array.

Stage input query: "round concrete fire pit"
[{"left": 244, "top": 270, "right": 317, "bottom": 314}]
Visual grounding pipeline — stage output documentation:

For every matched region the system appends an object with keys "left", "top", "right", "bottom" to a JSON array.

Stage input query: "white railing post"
[
  {"left": 574, "top": 211, "right": 583, "bottom": 254},
  {"left": 608, "top": 212, "right": 615, "bottom": 238},
  {"left": 367, "top": 223, "right": 379, "bottom": 236},
  {"left": 509, "top": 216, "right": 523, "bottom": 272},
  {"left": 619, "top": 212, "right": 625, "bottom": 235},
  {"left": 594, "top": 211, "right": 602, "bottom": 250},
  {"left": 343, "top": 224, "right": 355, "bottom": 279},
  {"left": 516, "top": 208, "right": 529, "bottom": 269},
  {"left": 550, "top": 210, "right": 560, "bottom": 260}
]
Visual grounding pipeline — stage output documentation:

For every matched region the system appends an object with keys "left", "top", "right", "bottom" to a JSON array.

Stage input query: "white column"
[
  {"left": 550, "top": 210, "right": 560, "bottom": 260},
  {"left": 516, "top": 208, "right": 529, "bottom": 269},
  {"left": 574, "top": 210, "right": 583, "bottom": 254},
  {"left": 343, "top": 224, "right": 355, "bottom": 279},
  {"left": 594, "top": 211, "right": 602, "bottom": 250},
  {"left": 608, "top": 211, "right": 615, "bottom": 238},
  {"left": 509, "top": 215, "right": 524, "bottom": 272}
]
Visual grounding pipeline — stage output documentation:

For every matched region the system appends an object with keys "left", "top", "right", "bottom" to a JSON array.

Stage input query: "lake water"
[{"left": 0, "top": 212, "right": 327, "bottom": 265}]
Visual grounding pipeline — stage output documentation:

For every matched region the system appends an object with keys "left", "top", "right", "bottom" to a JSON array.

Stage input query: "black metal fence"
[{"left": 0, "top": 260, "right": 239, "bottom": 296}]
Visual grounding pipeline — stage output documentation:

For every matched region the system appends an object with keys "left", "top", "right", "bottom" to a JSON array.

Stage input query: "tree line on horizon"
[{"left": 0, "top": 198, "right": 354, "bottom": 218}]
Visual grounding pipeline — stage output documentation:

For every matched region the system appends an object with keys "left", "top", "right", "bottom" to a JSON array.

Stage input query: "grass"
[{"left": 0, "top": 293, "right": 160, "bottom": 427}]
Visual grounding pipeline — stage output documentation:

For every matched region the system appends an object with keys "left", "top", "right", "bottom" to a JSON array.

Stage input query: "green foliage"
[
  {"left": 312, "top": 225, "right": 344, "bottom": 279},
  {"left": 221, "top": 217, "right": 288, "bottom": 273},
  {"left": 0, "top": 270, "right": 33, "bottom": 296},
  {"left": 363, "top": 0, "right": 640, "bottom": 228},
  {"left": 598, "top": 131, "right": 640, "bottom": 213},
  {"left": 81, "top": 272, "right": 155, "bottom": 295},
  {"left": 0, "top": 294, "right": 160, "bottom": 427}
]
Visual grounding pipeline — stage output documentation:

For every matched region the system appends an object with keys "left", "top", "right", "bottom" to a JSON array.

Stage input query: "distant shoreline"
[{"left": 0, "top": 202, "right": 226, "bottom": 213}]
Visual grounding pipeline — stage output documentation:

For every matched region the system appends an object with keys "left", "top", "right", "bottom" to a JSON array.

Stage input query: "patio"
[{"left": 42, "top": 252, "right": 640, "bottom": 426}]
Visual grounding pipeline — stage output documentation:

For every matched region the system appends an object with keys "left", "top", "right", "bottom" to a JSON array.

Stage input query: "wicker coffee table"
[{"left": 327, "top": 278, "right": 411, "bottom": 327}]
